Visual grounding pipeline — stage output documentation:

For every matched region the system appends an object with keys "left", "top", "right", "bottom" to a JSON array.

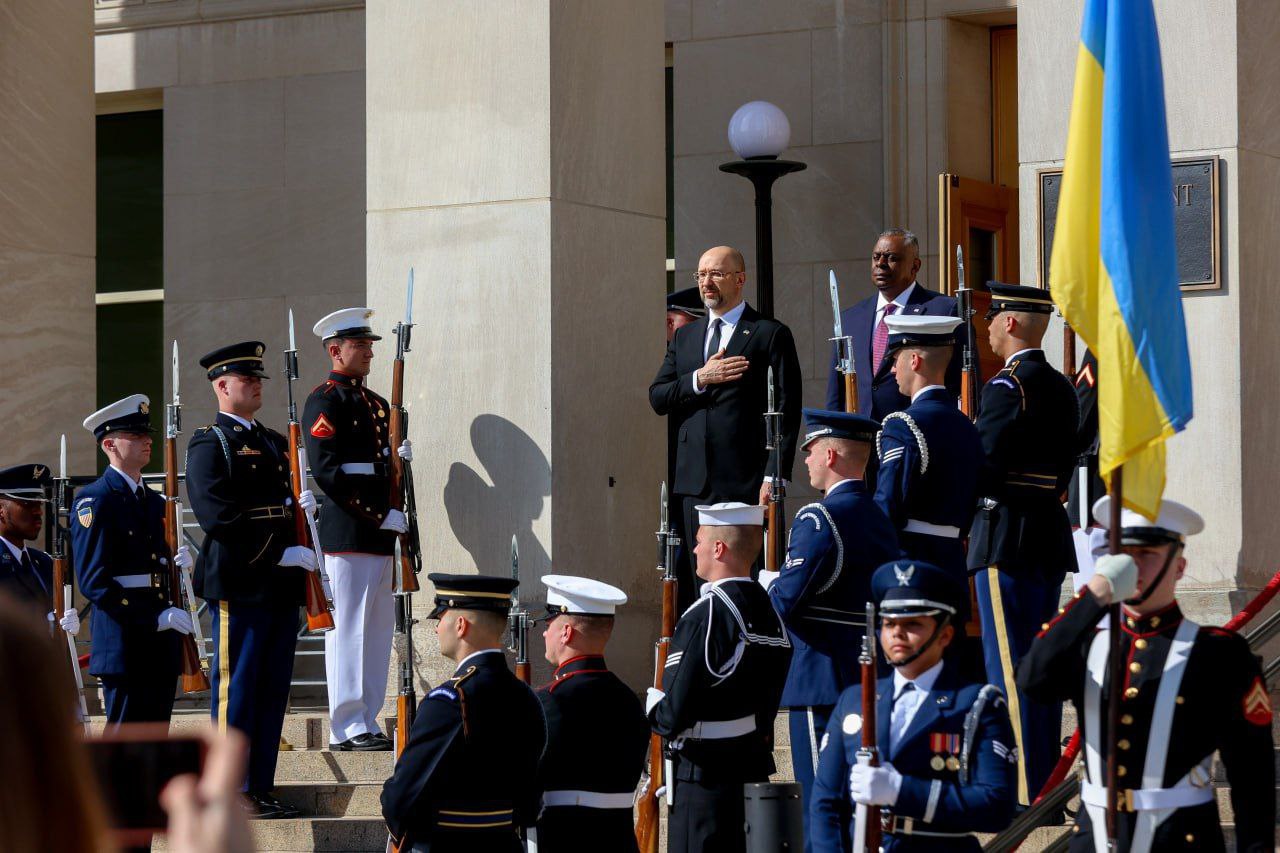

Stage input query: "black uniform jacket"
[
  {"left": 535, "top": 655, "right": 649, "bottom": 852},
  {"left": 649, "top": 304, "right": 803, "bottom": 499},
  {"left": 0, "top": 541, "right": 53, "bottom": 614},
  {"left": 649, "top": 577, "right": 792, "bottom": 782},
  {"left": 186, "top": 413, "right": 304, "bottom": 606},
  {"left": 303, "top": 370, "right": 397, "bottom": 555},
  {"left": 382, "top": 650, "right": 547, "bottom": 852},
  {"left": 1017, "top": 592, "right": 1275, "bottom": 853},
  {"left": 966, "top": 350, "right": 1080, "bottom": 581}
]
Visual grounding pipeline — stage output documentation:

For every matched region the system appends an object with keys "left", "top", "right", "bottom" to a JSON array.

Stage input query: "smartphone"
[{"left": 85, "top": 724, "right": 208, "bottom": 845}]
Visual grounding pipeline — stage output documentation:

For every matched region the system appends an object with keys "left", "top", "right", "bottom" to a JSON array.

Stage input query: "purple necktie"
[{"left": 872, "top": 303, "right": 898, "bottom": 371}]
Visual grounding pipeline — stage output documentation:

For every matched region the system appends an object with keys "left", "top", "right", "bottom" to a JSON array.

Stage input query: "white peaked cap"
[
  {"left": 696, "top": 501, "right": 765, "bottom": 527},
  {"left": 1091, "top": 496, "right": 1204, "bottom": 542},
  {"left": 883, "top": 314, "right": 963, "bottom": 336},
  {"left": 541, "top": 574, "right": 628, "bottom": 616},
  {"left": 313, "top": 307, "right": 381, "bottom": 341},
  {"left": 83, "top": 394, "right": 151, "bottom": 434}
]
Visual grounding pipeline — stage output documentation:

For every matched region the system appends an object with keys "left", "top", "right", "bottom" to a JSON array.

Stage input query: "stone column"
[
  {"left": 367, "top": 0, "right": 665, "bottom": 690},
  {"left": 0, "top": 0, "right": 96, "bottom": 474}
]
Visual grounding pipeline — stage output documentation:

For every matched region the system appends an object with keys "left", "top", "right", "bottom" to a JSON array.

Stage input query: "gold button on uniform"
[
  {"left": 1042, "top": 623, "right": 1050, "bottom": 631},
  {"left": 1176, "top": 695, "right": 1185, "bottom": 704},
  {"left": 1185, "top": 834, "right": 1194, "bottom": 843},
  {"left": 1150, "top": 616, "right": 1161, "bottom": 628},
  {"left": 121, "top": 598, "right": 129, "bottom": 606},
  {"left": 1118, "top": 739, "right": 1130, "bottom": 750},
  {"left": 1134, "top": 638, "right": 1147, "bottom": 650},
  {"left": 1129, "top": 662, "right": 1142, "bottom": 673},
  {"left": 1120, "top": 714, "right": 1133, "bottom": 725},
  {"left": 1117, "top": 766, "right": 1127, "bottom": 777},
  {"left": 1125, "top": 687, "right": 1139, "bottom": 699}
]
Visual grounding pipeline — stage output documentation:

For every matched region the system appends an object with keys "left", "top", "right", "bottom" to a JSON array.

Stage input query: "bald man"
[{"left": 649, "top": 245, "right": 803, "bottom": 611}]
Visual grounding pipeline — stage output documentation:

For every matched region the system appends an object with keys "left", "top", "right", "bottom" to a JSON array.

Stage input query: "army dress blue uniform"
[
  {"left": 810, "top": 562, "right": 1016, "bottom": 852},
  {"left": 766, "top": 409, "right": 900, "bottom": 847},
  {"left": 965, "top": 283, "right": 1080, "bottom": 806}
]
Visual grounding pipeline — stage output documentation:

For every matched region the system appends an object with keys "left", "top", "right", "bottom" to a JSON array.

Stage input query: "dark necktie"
[
  {"left": 706, "top": 318, "right": 723, "bottom": 362},
  {"left": 136, "top": 485, "right": 147, "bottom": 501},
  {"left": 20, "top": 550, "right": 46, "bottom": 595}
]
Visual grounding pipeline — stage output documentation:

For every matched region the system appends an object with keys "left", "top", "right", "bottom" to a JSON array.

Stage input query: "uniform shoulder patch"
[
  {"left": 1243, "top": 676, "right": 1272, "bottom": 726},
  {"left": 310, "top": 413, "right": 336, "bottom": 438},
  {"left": 428, "top": 686, "right": 458, "bottom": 702},
  {"left": 1075, "top": 361, "right": 1096, "bottom": 388},
  {"left": 76, "top": 505, "right": 94, "bottom": 528},
  {"left": 991, "top": 377, "right": 1018, "bottom": 390}
]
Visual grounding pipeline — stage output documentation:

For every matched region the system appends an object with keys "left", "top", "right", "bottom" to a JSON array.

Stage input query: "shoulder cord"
[
  {"left": 876, "top": 411, "right": 929, "bottom": 475},
  {"left": 959, "top": 684, "right": 1005, "bottom": 783}
]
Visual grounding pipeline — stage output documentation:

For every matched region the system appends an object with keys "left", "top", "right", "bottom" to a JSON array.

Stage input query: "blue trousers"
[
  {"left": 789, "top": 705, "right": 833, "bottom": 853},
  {"left": 100, "top": 673, "right": 177, "bottom": 726},
  {"left": 974, "top": 566, "right": 1063, "bottom": 806},
  {"left": 210, "top": 599, "right": 299, "bottom": 793}
]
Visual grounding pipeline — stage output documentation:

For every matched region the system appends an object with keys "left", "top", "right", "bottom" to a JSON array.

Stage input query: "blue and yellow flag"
[{"left": 1049, "top": 0, "right": 1192, "bottom": 519}]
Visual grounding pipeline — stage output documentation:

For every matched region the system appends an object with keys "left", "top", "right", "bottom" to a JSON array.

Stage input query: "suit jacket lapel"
[
  {"left": 723, "top": 305, "right": 757, "bottom": 359},
  {"left": 892, "top": 666, "right": 959, "bottom": 760},
  {"left": 682, "top": 316, "right": 710, "bottom": 369},
  {"left": 876, "top": 680, "right": 892, "bottom": 757}
]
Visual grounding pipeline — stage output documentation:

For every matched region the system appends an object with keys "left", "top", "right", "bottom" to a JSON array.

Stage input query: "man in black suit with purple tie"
[{"left": 825, "top": 229, "right": 960, "bottom": 420}]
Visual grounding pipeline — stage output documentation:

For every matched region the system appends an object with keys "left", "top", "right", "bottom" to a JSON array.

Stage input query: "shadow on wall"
[{"left": 444, "top": 414, "right": 551, "bottom": 585}]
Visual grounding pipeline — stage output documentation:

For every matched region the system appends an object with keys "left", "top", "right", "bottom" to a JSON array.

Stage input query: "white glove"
[
  {"left": 297, "top": 489, "right": 317, "bottom": 516},
  {"left": 645, "top": 687, "right": 666, "bottom": 715},
  {"left": 158, "top": 607, "right": 195, "bottom": 635},
  {"left": 758, "top": 569, "right": 780, "bottom": 591},
  {"left": 850, "top": 762, "right": 903, "bottom": 807},
  {"left": 48, "top": 609, "right": 82, "bottom": 637},
  {"left": 278, "top": 545, "right": 318, "bottom": 572},
  {"left": 379, "top": 508, "right": 409, "bottom": 534},
  {"left": 175, "top": 544, "right": 194, "bottom": 572},
  {"left": 397, "top": 440, "right": 413, "bottom": 462},
  {"left": 1094, "top": 553, "right": 1139, "bottom": 601}
]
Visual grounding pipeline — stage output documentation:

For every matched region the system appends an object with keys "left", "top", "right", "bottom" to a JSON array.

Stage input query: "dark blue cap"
[
  {"left": 872, "top": 560, "right": 966, "bottom": 621},
  {"left": 800, "top": 408, "right": 880, "bottom": 450},
  {"left": 200, "top": 341, "right": 269, "bottom": 380},
  {"left": 987, "top": 282, "right": 1055, "bottom": 315},
  {"left": 427, "top": 572, "right": 518, "bottom": 620},
  {"left": 666, "top": 286, "right": 706, "bottom": 318},
  {"left": 0, "top": 463, "right": 52, "bottom": 501}
]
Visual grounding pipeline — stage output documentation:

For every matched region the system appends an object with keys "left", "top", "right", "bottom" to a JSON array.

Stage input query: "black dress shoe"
[
  {"left": 331, "top": 732, "right": 393, "bottom": 752},
  {"left": 242, "top": 792, "right": 287, "bottom": 820},
  {"left": 259, "top": 792, "right": 302, "bottom": 819}
]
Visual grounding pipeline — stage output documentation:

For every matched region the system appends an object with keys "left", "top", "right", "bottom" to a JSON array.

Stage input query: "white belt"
[
  {"left": 1080, "top": 780, "right": 1214, "bottom": 812},
  {"left": 676, "top": 714, "right": 755, "bottom": 741},
  {"left": 541, "top": 790, "right": 634, "bottom": 809},
  {"left": 340, "top": 462, "right": 377, "bottom": 475},
  {"left": 116, "top": 574, "right": 154, "bottom": 588},
  {"left": 903, "top": 519, "right": 961, "bottom": 538}
]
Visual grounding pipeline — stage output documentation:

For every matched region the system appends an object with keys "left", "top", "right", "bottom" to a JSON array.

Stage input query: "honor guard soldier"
[
  {"left": 810, "top": 561, "right": 1016, "bottom": 851},
  {"left": 0, "top": 464, "right": 78, "bottom": 639},
  {"left": 874, "top": 315, "right": 983, "bottom": 580},
  {"left": 647, "top": 501, "right": 793, "bottom": 853},
  {"left": 382, "top": 573, "right": 547, "bottom": 852},
  {"left": 304, "top": 307, "right": 412, "bottom": 752},
  {"left": 1018, "top": 499, "right": 1275, "bottom": 853},
  {"left": 966, "top": 282, "right": 1080, "bottom": 805},
  {"left": 534, "top": 575, "right": 649, "bottom": 853},
  {"left": 74, "top": 396, "right": 191, "bottom": 724},
  {"left": 758, "top": 409, "right": 899, "bottom": 847},
  {"left": 186, "top": 342, "right": 318, "bottom": 819}
]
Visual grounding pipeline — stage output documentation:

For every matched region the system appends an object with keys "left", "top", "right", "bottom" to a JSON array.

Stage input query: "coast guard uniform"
[
  {"left": 872, "top": 315, "right": 983, "bottom": 580},
  {"left": 303, "top": 307, "right": 407, "bottom": 751},
  {"left": 762, "top": 409, "right": 899, "bottom": 846},
  {"left": 1018, "top": 499, "right": 1275, "bottom": 853},
  {"left": 186, "top": 343, "right": 313, "bottom": 818},
  {"left": 966, "top": 282, "right": 1080, "bottom": 805},
  {"left": 72, "top": 396, "right": 182, "bottom": 724},
  {"left": 534, "top": 576, "right": 649, "bottom": 853},
  {"left": 0, "top": 464, "right": 56, "bottom": 612},
  {"left": 810, "top": 561, "right": 1016, "bottom": 852},
  {"left": 382, "top": 574, "right": 546, "bottom": 852},
  {"left": 647, "top": 502, "right": 793, "bottom": 853}
]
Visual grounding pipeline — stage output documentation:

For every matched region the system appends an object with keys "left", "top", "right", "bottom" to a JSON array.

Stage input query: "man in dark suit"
[
  {"left": 649, "top": 245, "right": 803, "bottom": 611},
  {"left": 825, "top": 229, "right": 960, "bottom": 420}
]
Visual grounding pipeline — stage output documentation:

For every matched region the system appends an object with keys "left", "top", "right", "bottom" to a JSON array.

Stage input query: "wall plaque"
[{"left": 1038, "top": 156, "right": 1220, "bottom": 292}]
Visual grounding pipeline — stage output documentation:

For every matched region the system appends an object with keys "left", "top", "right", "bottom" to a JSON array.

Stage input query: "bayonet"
[
  {"left": 167, "top": 340, "right": 181, "bottom": 439},
  {"left": 956, "top": 244, "right": 966, "bottom": 292},
  {"left": 829, "top": 269, "right": 859, "bottom": 413},
  {"left": 509, "top": 534, "right": 531, "bottom": 683}
]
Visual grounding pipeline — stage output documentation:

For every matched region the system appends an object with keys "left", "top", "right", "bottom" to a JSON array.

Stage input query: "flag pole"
[{"left": 1105, "top": 464, "right": 1123, "bottom": 846}]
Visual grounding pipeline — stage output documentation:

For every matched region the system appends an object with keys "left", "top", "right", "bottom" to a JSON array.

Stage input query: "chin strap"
[
  {"left": 1122, "top": 543, "right": 1183, "bottom": 607},
  {"left": 887, "top": 614, "right": 950, "bottom": 669}
]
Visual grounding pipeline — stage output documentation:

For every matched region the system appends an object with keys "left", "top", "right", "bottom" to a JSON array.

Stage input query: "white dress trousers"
[{"left": 324, "top": 552, "right": 394, "bottom": 743}]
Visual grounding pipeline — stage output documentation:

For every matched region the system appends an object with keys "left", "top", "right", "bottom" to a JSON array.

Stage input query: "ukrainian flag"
[{"left": 1049, "top": 0, "right": 1192, "bottom": 519}]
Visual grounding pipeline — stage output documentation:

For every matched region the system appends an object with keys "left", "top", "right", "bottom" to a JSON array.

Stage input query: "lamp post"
[{"left": 719, "top": 101, "right": 806, "bottom": 320}]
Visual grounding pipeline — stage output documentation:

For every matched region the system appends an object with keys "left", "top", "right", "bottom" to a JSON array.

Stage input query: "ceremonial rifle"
[
  {"left": 507, "top": 535, "right": 531, "bottom": 684},
  {"left": 956, "top": 245, "right": 979, "bottom": 421},
  {"left": 829, "top": 269, "right": 858, "bottom": 413},
  {"left": 389, "top": 269, "right": 421, "bottom": 594},
  {"left": 852, "top": 601, "right": 882, "bottom": 853},
  {"left": 763, "top": 365, "right": 787, "bottom": 572},
  {"left": 285, "top": 312, "right": 336, "bottom": 633},
  {"left": 393, "top": 532, "right": 417, "bottom": 757},
  {"left": 635, "top": 481, "right": 680, "bottom": 853},
  {"left": 164, "top": 343, "right": 211, "bottom": 693},
  {"left": 53, "top": 435, "right": 90, "bottom": 728}
]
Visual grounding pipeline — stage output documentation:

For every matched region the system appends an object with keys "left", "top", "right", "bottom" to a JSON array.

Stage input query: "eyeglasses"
[{"left": 693, "top": 270, "right": 742, "bottom": 283}]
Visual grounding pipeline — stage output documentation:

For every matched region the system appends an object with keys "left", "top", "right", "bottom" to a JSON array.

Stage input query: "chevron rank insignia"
[
  {"left": 310, "top": 413, "right": 336, "bottom": 438},
  {"left": 1243, "top": 676, "right": 1272, "bottom": 726}
]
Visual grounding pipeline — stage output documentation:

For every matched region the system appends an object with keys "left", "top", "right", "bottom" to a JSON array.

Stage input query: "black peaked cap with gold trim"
[
  {"left": 200, "top": 341, "right": 270, "bottom": 380},
  {"left": 987, "top": 281, "right": 1056, "bottom": 315},
  {"left": 427, "top": 572, "right": 518, "bottom": 619}
]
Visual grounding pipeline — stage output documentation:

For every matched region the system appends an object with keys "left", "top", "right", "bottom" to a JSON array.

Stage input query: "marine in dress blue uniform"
[
  {"left": 647, "top": 502, "right": 793, "bottom": 853},
  {"left": 72, "top": 396, "right": 184, "bottom": 725},
  {"left": 0, "top": 464, "right": 57, "bottom": 613},
  {"left": 185, "top": 343, "right": 317, "bottom": 819},
  {"left": 534, "top": 575, "right": 649, "bottom": 853},
  {"left": 872, "top": 315, "right": 983, "bottom": 580},
  {"left": 382, "top": 573, "right": 547, "bottom": 853},
  {"left": 965, "top": 282, "right": 1081, "bottom": 806},
  {"left": 810, "top": 561, "right": 1016, "bottom": 852},
  {"left": 760, "top": 409, "right": 899, "bottom": 847}
]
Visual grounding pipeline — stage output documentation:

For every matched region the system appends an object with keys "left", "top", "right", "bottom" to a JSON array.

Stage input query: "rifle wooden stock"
[
  {"left": 843, "top": 370, "right": 858, "bottom": 414},
  {"left": 289, "top": 422, "right": 335, "bottom": 632},
  {"left": 860, "top": 650, "right": 882, "bottom": 851},
  {"left": 765, "top": 497, "right": 785, "bottom": 572},
  {"left": 1063, "top": 324, "right": 1077, "bottom": 376},
  {"left": 165, "top": 438, "right": 211, "bottom": 693},
  {"left": 515, "top": 660, "right": 531, "bottom": 684},
  {"left": 635, "top": 574, "right": 677, "bottom": 853},
  {"left": 388, "top": 358, "right": 420, "bottom": 594}
]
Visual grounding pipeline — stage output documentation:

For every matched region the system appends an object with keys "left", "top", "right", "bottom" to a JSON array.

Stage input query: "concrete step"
[
  {"left": 151, "top": 817, "right": 388, "bottom": 852},
  {"left": 88, "top": 711, "right": 397, "bottom": 750},
  {"left": 275, "top": 750, "right": 395, "bottom": 784},
  {"left": 273, "top": 782, "right": 384, "bottom": 818}
]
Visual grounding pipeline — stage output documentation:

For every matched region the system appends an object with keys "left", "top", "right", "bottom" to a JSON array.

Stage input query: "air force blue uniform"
[{"left": 0, "top": 539, "right": 54, "bottom": 613}]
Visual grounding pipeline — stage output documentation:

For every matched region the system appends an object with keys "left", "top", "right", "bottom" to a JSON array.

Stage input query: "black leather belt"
[{"left": 247, "top": 504, "right": 291, "bottom": 521}]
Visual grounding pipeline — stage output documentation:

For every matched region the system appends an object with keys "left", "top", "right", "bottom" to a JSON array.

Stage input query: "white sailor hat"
[
  {"left": 884, "top": 314, "right": 963, "bottom": 353},
  {"left": 695, "top": 501, "right": 765, "bottom": 527},
  {"left": 1091, "top": 496, "right": 1204, "bottom": 546},
  {"left": 313, "top": 307, "right": 382, "bottom": 342},
  {"left": 83, "top": 394, "right": 154, "bottom": 440},
  {"left": 540, "top": 574, "right": 627, "bottom": 619}
]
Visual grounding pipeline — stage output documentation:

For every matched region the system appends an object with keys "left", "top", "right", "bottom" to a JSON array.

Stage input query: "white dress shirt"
[
  {"left": 220, "top": 412, "right": 257, "bottom": 431},
  {"left": 108, "top": 465, "right": 145, "bottom": 492},
  {"left": 888, "top": 659, "right": 945, "bottom": 753},
  {"left": 875, "top": 281, "right": 919, "bottom": 328},
  {"left": 692, "top": 300, "right": 748, "bottom": 394}
]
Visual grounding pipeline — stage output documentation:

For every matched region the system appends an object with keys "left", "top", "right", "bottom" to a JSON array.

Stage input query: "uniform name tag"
[{"left": 428, "top": 687, "right": 458, "bottom": 702}]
